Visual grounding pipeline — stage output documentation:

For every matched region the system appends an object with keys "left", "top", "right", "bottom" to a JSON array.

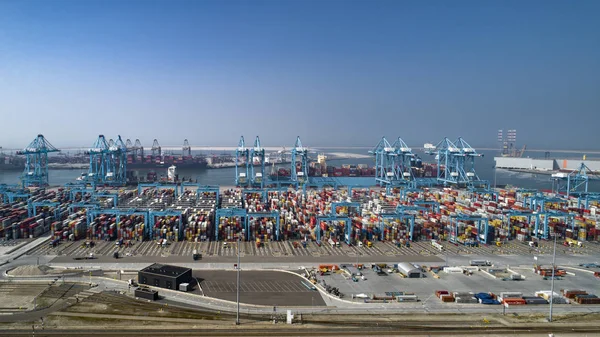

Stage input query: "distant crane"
[
  {"left": 182, "top": 139, "right": 191, "bottom": 157},
  {"left": 105, "top": 135, "right": 128, "bottom": 186},
  {"left": 250, "top": 136, "right": 265, "bottom": 188},
  {"left": 369, "top": 137, "right": 398, "bottom": 187},
  {"left": 16, "top": 134, "right": 60, "bottom": 188},
  {"left": 517, "top": 145, "right": 527, "bottom": 158},
  {"left": 151, "top": 139, "right": 161, "bottom": 157},
  {"left": 391, "top": 137, "right": 415, "bottom": 181},
  {"left": 134, "top": 139, "right": 144, "bottom": 161},
  {"left": 85, "top": 135, "right": 110, "bottom": 187},
  {"left": 291, "top": 136, "right": 308, "bottom": 185},
  {"left": 235, "top": 136, "right": 249, "bottom": 187},
  {"left": 552, "top": 162, "right": 599, "bottom": 195},
  {"left": 426, "top": 137, "right": 484, "bottom": 187}
]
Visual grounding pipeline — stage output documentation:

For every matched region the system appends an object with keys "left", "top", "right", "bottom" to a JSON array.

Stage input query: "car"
[{"left": 579, "top": 263, "right": 600, "bottom": 268}]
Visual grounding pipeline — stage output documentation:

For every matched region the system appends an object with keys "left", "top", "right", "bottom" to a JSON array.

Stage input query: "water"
[{"left": 1, "top": 149, "right": 598, "bottom": 192}]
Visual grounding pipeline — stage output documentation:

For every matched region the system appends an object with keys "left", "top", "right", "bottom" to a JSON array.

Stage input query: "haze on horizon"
[{"left": 1, "top": 0, "right": 599, "bottom": 150}]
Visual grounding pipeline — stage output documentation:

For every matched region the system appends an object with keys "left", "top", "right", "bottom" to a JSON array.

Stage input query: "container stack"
[
  {"left": 453, "top": 292, "right": 478, "bottom": 304},
  {"left": 220, "top": 189, "right": 242, "bottom": 209},
  {"left": 119, "top": 215, "right": 147, "bottom": 241},
  {"left": 153, "top": 216, "right": 180, "bottom": 242},
  {"left": 218, "top": 215, "right": 244, "bottom": 241},
  {"left": 436, "top": 290, "right": 454, "bottom": 302},
  {"left": 185, "top": 210, "right": 213, "bottom": 241}
]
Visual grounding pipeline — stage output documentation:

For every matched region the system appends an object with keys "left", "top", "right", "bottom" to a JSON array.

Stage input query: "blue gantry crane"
[
  {"left": 315, "top": 216, "right": 352, "bottom": 245},
  {"left": 86, "top": 209, "right": 150, "bottom": 240},
  {"left": 391, "top": 137, "right": 416, "bottom": 181},
  {"left": 235, "top": 136, "right": 250, "bottom": 187},
  {"left": 68, "top": 202, "right": 99, "bottom": 214},
  {"left": 504, "top": 210, "right": 544, "bottom": 239},
  {"left": 426, "top": 137, "right": 484, "bottom": 187},
  {"left": 250, "top": 136, "right": 266, "bottom": 188},
  {"left": 215, "top": 208, "right": 247, "bottom": 241},
  {"left": 104, "top": 135, "right": 128, "bottom": 186},
  {"left": 16, "top": 134, "right": 60, "bottom": 188},
  {"left": 552, "top": 163, "right": 598, "bottom": 195},
  {"left": 291, "top": 136, "right": 309, "bottom": 186},
  {"left": 28, "top": 201, "right": 60, "bottom": 218},
  {"left": 573, "top": 192, "right": 600, "bottom": 209},
  {"left": 85, "top": 135, "right": 110, "bottom": 187},
  {"left": 149, "top": 210, "right": 184, "bottom": 240},
  {"left": 369, "top": 137, "right": 398, "bottom": 187},
  {"left": 449, "top": 215, "right": 490, "bottom": 245}
]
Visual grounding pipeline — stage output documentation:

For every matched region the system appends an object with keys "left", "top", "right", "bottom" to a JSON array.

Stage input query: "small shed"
[{"left": 397, "top": 262, "right": 423, "bottom": 278}]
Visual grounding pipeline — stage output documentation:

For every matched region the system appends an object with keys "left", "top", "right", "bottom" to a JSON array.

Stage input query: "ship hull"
[
  {"left": 127, "top": 162, "right": 208, "bottom": 170},
  {"left": 0, "top": 164, "right": 23, "bottom": 171}
]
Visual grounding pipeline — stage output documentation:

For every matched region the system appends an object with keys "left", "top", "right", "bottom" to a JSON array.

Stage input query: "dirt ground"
[{"left": 7, "top": 265, "right": 77, "bottom": 276}]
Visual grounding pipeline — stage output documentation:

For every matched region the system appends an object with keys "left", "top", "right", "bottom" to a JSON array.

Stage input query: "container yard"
[
  {"left": 2, "top": 181, "right": 599, "bottom": 261},
  {"left": 3, "top": 134, "right": 599, "bottom": 260}
]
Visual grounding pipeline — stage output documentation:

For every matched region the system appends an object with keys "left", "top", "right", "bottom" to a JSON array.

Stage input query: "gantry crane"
[
  {"left": 182, "top": 139, "right": 191, "bottom": 157},
  {"left": 151, "top": 139, "right": 161, "bottom": 158},
  {"left": 291, "top": 136, "right": 308, "bottom": 185},
  {"left": 370, "top": 137, "right": 398, "bottom": 187},
  {"left": 454, "top": 137, "right": 484, "bottom": 186},
  {"left": 16, "top": 134, "right": 60, "bottom": 188},
  {"left": 105, "top": 135, "right": 127, "bottom": 186},
  {"left": 85, "top": 135, "right": 109, "bottom": 187},
  {"left": 426, "top": 137, "right": 484, "bottom": 187},
  {"left": 391, "top": 137, "right": 415, "bottom": 181},
  {"left": 235, "top": 136, "right": 249, "bottom": 187},
  {"left": 250, "top": 136, "right": 265, "bottom": 188},
  {"left": 552, "top": 162, "right": 598, "bottom": 195},
  {"left": 125, "top": 138, "right": 143, "bottom": 163},
  {"left": 134, "top": 139, "right": 144, "bottom": 161}
]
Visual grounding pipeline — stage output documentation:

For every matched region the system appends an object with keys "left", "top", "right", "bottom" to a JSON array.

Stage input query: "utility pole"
[
  {"left": 236, "top": 236, "right": 240, "bottom": 325},
  {"left": 548, "top": 233, "right": 557, "bottom": 322}
]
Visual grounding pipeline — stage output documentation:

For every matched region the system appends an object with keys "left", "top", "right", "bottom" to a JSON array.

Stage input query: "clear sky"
[{"left": 1, "top": 0, "right": 599, "bottom": 150}]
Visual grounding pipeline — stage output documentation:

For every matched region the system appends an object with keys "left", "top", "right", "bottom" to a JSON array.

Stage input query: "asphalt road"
[
  {"left": 196, "top": 270, "right": 326, "bottom": 307},
  {"left": 49, "top": 254, "right": 444, "bottom": 264}
]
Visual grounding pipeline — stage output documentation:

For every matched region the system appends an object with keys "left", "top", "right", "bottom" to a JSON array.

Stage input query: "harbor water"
[{"left": 1, "top": 149, "right": 599, "bottom": 192}]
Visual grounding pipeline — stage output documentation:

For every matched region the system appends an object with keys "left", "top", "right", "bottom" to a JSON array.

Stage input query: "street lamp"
[
  {"left": 548, "top": 232, "right": 557, "bottom": 322},
  {"left": 236, "top": 235, "right": 241, "bottom": 325}
]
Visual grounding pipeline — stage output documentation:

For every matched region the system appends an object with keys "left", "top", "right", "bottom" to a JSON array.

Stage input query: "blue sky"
[{"left": 1, "top": 0, "right": 599, "bottom": 150}]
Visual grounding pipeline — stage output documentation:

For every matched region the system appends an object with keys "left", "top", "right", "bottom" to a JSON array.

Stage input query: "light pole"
[
  {"left": 236, "top": 236, "right": 240, "bottom": 325},
  {"left": 548, "top": 233, "right": 557, "bottom": 322}
]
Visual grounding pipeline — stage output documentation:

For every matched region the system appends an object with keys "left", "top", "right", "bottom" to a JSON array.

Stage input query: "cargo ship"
[
  {"left": 0, "top": 155, "right": 25, "bottom": 171},
  {"left": 126, "top": 154, "right": 208, "bottom": 169},
  {"left": 269, "top": 154, "right": 441, "bottom": 179}
]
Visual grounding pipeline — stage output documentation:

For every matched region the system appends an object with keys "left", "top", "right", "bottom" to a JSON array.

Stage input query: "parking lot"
[
  {"left": 317, "top": 262, "right": 600, "bottom": 306},
  {"left": 196, "top": 270, "right": 325, "bottom": 307}
]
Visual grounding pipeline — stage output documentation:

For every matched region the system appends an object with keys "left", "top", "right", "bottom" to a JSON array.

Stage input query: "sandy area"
[{"left": 7, "top": 265, "right": 72, "bottom": 276}]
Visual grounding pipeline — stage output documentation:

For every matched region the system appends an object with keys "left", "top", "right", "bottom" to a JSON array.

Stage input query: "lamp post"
[
  {"left": 236, "top": 236, "right": 241, "bottom": 325},
  {"left": 548, "top": 233, "right": 557, "bottom": 322}
]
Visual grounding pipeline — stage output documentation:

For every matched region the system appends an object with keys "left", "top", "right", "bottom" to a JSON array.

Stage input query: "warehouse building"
[
  {"left": 138, "top": 263, "right": 192, "bottom": 290},
  {"left": 397, "top": 262, "right": 423, "bottom": 278}
]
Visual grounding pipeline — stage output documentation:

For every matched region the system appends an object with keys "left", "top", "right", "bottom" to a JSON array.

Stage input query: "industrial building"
[
  {"left": 494, "top": 157, "right": 558, "bottom": 171},
  {"left": 397, "top": 262, "right": 423, "bottom": 278},
  {"left": 138, "top": 263, "right": 192, "bottom": 290}
]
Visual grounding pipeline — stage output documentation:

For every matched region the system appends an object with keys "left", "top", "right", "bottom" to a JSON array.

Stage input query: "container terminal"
[
  {"left": 2, "top": 133, "right": 599, "bottom": 248},
  {"left": 1, "top": 133, "right": 600, "bottom": 334}
]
